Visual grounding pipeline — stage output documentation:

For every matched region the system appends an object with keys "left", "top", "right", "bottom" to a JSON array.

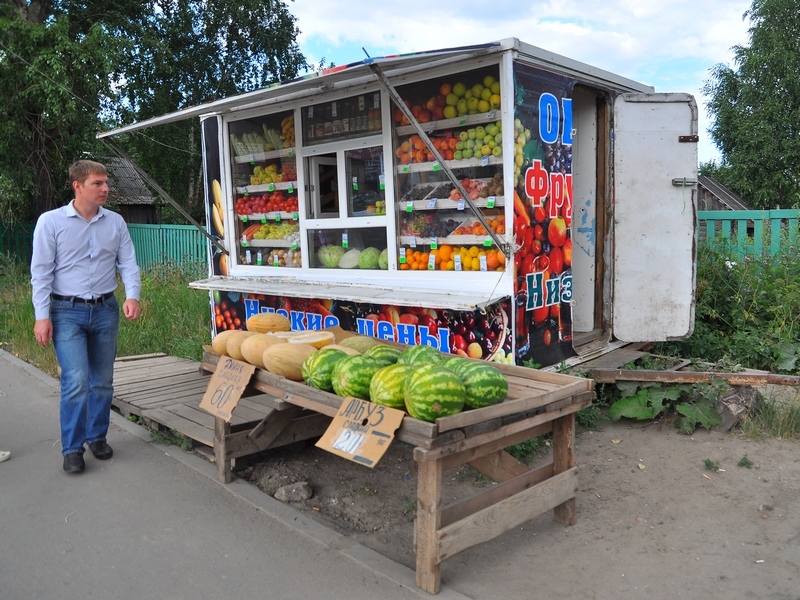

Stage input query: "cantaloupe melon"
[
  {"left": 287, "top": 331, "right": 335, "bottom": 349},
  {"left": 246, "top": 312, "right": 291, "bottom": 333},
  {"left": 240, "top": 334, "right": 285, "bottom": 368},
  {"left": 337, "top": 335, "right": 381, "bottom": 353},
  {"left": 226, "top": 331, "right": 258, "bottom": 361},
  {"left": 325, "top": 344, "right": 361, "bottom": 356},
  {"left": 211, "top": 330, "right": 238, "bottom": 355},
  {"left": 262, "top": 343, "right": 317, "bottom": 380}
]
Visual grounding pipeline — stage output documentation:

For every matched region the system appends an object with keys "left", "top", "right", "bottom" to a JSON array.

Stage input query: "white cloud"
[{"left": 289, "top": 0, "right": 753, "bottom": 161}]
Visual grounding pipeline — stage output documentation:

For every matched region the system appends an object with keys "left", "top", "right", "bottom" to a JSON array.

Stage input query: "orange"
[{"left": 486, "top": 252, "right": 499, "bottom": 270}]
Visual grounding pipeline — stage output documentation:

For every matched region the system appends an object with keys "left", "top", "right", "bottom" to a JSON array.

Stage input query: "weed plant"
[{"left": 0, "top": 254, "right": 210, "bottom": 378}]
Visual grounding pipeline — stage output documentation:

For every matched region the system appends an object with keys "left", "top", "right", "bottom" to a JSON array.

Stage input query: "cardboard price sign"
[
  {"left": 316, "top": 397, "right": 405, "bottom": 467},
  {"left": 200, "top": 358, "right": 256, "bottom": 422}
]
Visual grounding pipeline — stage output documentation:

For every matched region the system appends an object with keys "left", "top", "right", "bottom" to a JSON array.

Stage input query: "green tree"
[
  {"left": 703, "top": 0, "right": 800, "bottom": 209},
  {"left": 0, "top": 1, "right": 307, "bottom": 223}
]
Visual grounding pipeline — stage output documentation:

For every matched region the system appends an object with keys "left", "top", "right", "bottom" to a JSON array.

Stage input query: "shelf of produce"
[
  {"left": 238, "top": 212, "right": 299, "bottom": 222},
  {"left": 403, "top": 196, "right": 505, "bottom": 211},
  {"left": 232, "top": 147, "right": 296, "bottom": 164},
  {"left": 199, "top": 348, "right": 592, "bottom": 594},
  {"left": 399, "top": 234, "right": 501, "bottom": 246},
  {"left": 245, "top": 239, "right": 296, "bottom": 248},
  {"left": 396, "top": 155, "right": 502, "bottom": 174},
  {"left": 236, "top": 181, "right": 297, "bottom": 194},
  {"left": 394, "top": 111, "right": 501, "bottom": 137}
]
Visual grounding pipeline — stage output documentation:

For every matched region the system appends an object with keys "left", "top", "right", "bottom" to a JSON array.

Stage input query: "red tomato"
[
  {"left": 533, "top": 206, "right": 546, "bottom": 223},
  {"left": 533, "top": 224, "right": 545, "bottom": 242},
  {"left": 547, "top": 218, "right": 567, "bottom": 247},
  {"left": 532, "top": 304, "right": 549, "bottom": 324},
  {"left": 563, "top": 238, "right": 573, "bottom": 267},
  {"left": 549, "top": 246, "right": 564, "bottom": 274}
]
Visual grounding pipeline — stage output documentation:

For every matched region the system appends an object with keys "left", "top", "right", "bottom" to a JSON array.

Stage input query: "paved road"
[{"left": 0, "top": 350, "right": 470, "bottom": 600}]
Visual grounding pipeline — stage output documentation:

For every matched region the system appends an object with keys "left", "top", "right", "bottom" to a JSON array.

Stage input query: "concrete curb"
[{"left": 0, "top": 350, "right": 470, "bottom": 600}]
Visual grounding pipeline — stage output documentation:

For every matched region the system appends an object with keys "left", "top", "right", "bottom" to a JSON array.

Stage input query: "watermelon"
[
  {"left": 302, "top": 347, "right": 347, "bottom": 392},
  {"left": 397, "top": 344, "right": 444, "bottom": 367},
  {"left": 369, "top": 364, "right": 414, "bottom": 409},
  {"left": 364, "top": 344, "right": 402, "bottom": 365},
  {"left": 331, "top": 355, "right": 385, "bottom": 400},
  {"left": 449, "top": 361, "right": 508, "bottom": 409},
  {"left": 441, "top": 356, "right": 471, "bottom": 372},
  {"left": 404, "top": 364, "right": 466, "bottom": 422}
]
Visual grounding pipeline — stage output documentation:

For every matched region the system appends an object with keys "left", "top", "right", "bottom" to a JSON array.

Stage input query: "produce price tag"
[
  {"left": 430, "top": 238, "right": 438, "bottom": 249},
  {"left": 291, "top": 241, "right": 298, "bottom": 250},
  {"left": 242, "top": 189, "right": 249, "bottom": 196},
  {"left": 200, "top": 358, "right": 257, "bottom": 422},
  {"left": 256, "top": 251, "right": 262, "bottom": 266},
  {"left": 292, "top": 211, "right": 298, "bottom": 221},
  {"left": 273, "top": 254, "right": 280, "bottom": 266},
  {"left": 243, "top": 154, "right": 253, "bottom": 163},
  {"left": 399, "top": 248, "right": 406, "bottom": 263},
  {"left": 432, "top": 162, "right": 440, "bottom": 172},
  {"left": 249, "top": 157, "right": 255, "bottom": 165},
  {"left": 459, "top": 118, "right": 467, "bottom": 125},
  {"left": 428, "top": 198, "right": 436, "bottom": 209},
  {"left": 260, "top": 216, "right": 267, "bottom": 223},
  {"left": 401, "top": 166, "right": 410, "bottom": 173},
  {"left": 480, "top": 254, "right": 488, "bottom": 271},
  {"left": 409, "top": 236, "right": 416, "bottom": 248},
  {"left": 454, "top": 253, "right": 462, "bottom": 271},
  {"left": 342, "top": 233, "right": 349, "bottom": 249},
  {"left": 245, "top": 249, "right": 251, "bottom": 263},
  {"left": 331, "top": 101, "right": 337, "bottom": 118},
  {"left": 242, "top": 215, "right": 248, "bottom": 222},
  {"left": 483, "top": 237, "right": 493, "bottom": 247},
  {"left": 275, "top": 213, "right": 281, "bottom": 222},
  {"left": 307, "top": 106, "right": 313, "bottom": 118},
  {"left": 488, "top": 110, "right": 496, "bottom": 119},
  {"left": 316, "top": 397, "right": 405, "bottom": 467},
  {"left": 358, "top": 95, "right": 365, "bottom": 110},
  {"left": 481, "top": 155, "right": 489, "bottom": 167},
  {"left": 379, "top": 174, "right": 385, "bottom": 190},
  {"left": 241, "top": 235, "right": 248, "bottom": 247},
  {"left": 373, "top": 93, "right": 380, "bottom": 109},
  {"left": 268, "top": 183, "right": 275, "bottom": 192},
  {"left": 352, "top": 176, "right": 359, "bottom": 191},
  {"left": 427, "top": 253, "right": 436, "bottom": 270},
  {"left": 458, "top": 199, "right": 465, "bottom": 211},
  {"left": 406, "top": 201, "right": 413, "bottom": 213},
  {"left": 288, "top": 183, "right": 294, "bottom": 193},
  {"left": 486, "top": 196, "right": 496, "bottom": 208}
]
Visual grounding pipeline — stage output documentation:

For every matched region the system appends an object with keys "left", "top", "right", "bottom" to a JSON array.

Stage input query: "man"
[{"left": 31, "top": 160, "right": 141, "bottom": 474}]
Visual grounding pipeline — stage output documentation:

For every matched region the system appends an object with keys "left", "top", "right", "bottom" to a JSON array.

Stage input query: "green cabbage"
[
  {"left": 358, "top": 247, "right": 380, "bottom": 269},
  {"left": 338, "top": 248, "right": 362, "bottom": 269},
  {"left": 317, "top": 244, "right": 345, "bottom": 268},
  {"left": 378, "top": 248, "right": 388, "bottom": 270}
]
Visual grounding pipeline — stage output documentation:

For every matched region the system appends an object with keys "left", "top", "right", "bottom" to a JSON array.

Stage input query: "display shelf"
[
  {"left": 232, "top": 147, "right": 296, "bottom": 164},
  {"left": 237, "top": 212, "right": 299, "bottom": 222},
  {"left": 236, "top": 181, "right": 297, "bottom": 195},
  {"left": 245, "top": 238, "right": 296, "bottom": 248},
  {"left": 396, "top": 155, "right": 503, "bottom": 174},
  {"left": 403, "top": 196, "right": 505, "bottom": 211},
  {"left": 394, "top": 111, "right": 500, "bottom": 137},
  {"left": 399, "top": 234, "right": 501, "bottom": 246}
]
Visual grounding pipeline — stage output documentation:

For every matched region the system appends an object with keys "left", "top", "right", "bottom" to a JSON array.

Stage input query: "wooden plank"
[
  {"left": 246, "top": 406, "right": 302, "bottom": 449},
  {"left": 435, "top": 467, "right": 578, "bottom": 563},
  {"left": 440, "top": 422, "right": 553, "bottom": 471},
  {"left": 468, "top": 450, "right": 530, "bottom": 482},
  {"left": 113, "top": 371, "right": 207, "bottom": 393},
  {"left": 416, "top": 393, "right": 592, "bottom": 462},
  {"left": 225, "top": 411, "right": 329, "bottom": 460},
  {"left": 590, "top": 368, "right": 800, "bottom": 386},
  {"left": 114, "top": 356, "right": 195, "bottom": 373},
  {"left": 142, "top": 407, "right": 213, "bottom": 447},
  {"left": 113, "top": 362, "right": 200, "bottom": 383},
  {"left": 441, "top": 461, "right": 554, "bottom": 528},
  {"left": 415, "top": 454, "right": 443, "bottom": 594},
  {"left": 552, "top": 414, "right": 576, "bottom": 525},
  {"left": 114, "top": 352, "right": 168, "bottom": 362},
  {"left": 435, "top": 382, "right": 592, "bottom": 432},
  {"left": 215, "top": 418, "right": 232, "bottom": 483},
  {"left": 116, "top": 379, "right": 210, "bottom": 402}
]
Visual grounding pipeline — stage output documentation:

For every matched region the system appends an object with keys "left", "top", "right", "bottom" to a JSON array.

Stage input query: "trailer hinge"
[{"left": 671, "top": 177, "right": 698, "bottom": 187}]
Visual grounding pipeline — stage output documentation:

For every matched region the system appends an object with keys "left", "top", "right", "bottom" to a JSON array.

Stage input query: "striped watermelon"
[
  {"left": 331, "top": 355, "right": 385, "bottom": 400},
  {"left": 404, "top": 364, "right": 466, "bottom": 422},
  {"left": 369, "top": 364, "right": 414, "bottom": 409},
  {"left": 364, "top": 344, "right": 403, "bottom": 365},
  {"left": 449, "top": 361, "right": 508, "bottom": 409},
  {"left": 441, "top": 356, "right": 471, "bottom": 372},
  {"left": 397, "top": 344, "right": 444, "bottom": 367},
  {"left": 302, "top": 347, "right": 347, "bottom": 392}
]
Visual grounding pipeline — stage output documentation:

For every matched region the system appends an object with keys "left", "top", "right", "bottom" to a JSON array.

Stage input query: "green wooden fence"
[
  {"left": 1, "top": 222, "right": 207, "bottom": 270},
  {"left": 697, "top": 209, "right": 800, "bottom": 259}
]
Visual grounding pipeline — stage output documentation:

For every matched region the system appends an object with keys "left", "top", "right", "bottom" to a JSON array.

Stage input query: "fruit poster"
[
  {"left": 202, "top": 116, "right": 229, "bottom": 277},
  {"left": 211, "top": 289, "right": 513, "bottom": 365},
  {"left": 512, "top": 62, "right": 576, "bottom": 367}
]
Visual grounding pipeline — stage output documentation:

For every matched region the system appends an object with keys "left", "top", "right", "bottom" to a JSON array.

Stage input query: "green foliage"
[
  {"left": 702, "top": 0, "right": 800, "bottom": 208},
  {"left": 739, "top": 391, "right": 800, "bottom": 439},
  {"left": 738, "top": 454, "right": 754, "bottom": 468},
  {"left": 506, "top": 436, "right": 548, "bottom": 464},
  {"left": 656, "top": 243, "right": 800, "bottom": 374},
  {"left": 703, "top": 458, "right": 720, "bottom": 472}
]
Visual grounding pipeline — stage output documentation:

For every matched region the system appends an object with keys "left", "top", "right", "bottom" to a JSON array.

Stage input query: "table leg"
[
  {"left": 552, "top": 413, "right": 576, "bottom": 525},
  {"left": 415, "top": 455, "right": 443, "bottom": 594},
  {"left": 214, "top": 417, "right": 232, "bottom": 484}
]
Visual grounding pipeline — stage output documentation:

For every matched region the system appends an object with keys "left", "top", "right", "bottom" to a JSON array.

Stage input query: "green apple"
[
  {"left": 465, "top": 139, "right": 476, "bottom": 149},
  {"left": 471, "top": 83, "right": 484, "bottom": 97},
  {"left": 486, "top": 124, "right": 499, "bottom": 136},
  {"left": 483, "top": 75, "right": 496, "bottom": 88},
  {"left": 467, "top": 96, "right": 480, "bottom": 111},
  {"left": 494, "top": 132, "right": 502, "bottom": 144},
  {"left": 456, "top": 99, "right": 468, "bottom": 115},
  {"left": 459, "top": 130, "right": 469, "bottom": 141},
  {"left": 464, "top": 89, "right": 474, "bottom": 100},
  {"left": 490, "top": 81, "right": 501, "bottom": 95},
  {"left": 492, "top": 145, "right": 502, "bottom": 157},
  {"left": 467, "top": 129, "right": 477, "bottom": 140},
  {"left": 462, "top": 148, "right": 474, "bottom": 159},
  {"left": 454, "top": 150, "right": 463, "bottom": 160},
  {"left": 456, "top": 140, "right": 465, "bottom": 151},
  {"left": 480, "top": 87, "right": 492, "bottom": 101}
]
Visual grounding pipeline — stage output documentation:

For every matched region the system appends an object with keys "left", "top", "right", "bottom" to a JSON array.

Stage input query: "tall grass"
[{"left": 0, "top": 254, "right": 211, "bottom": 378}]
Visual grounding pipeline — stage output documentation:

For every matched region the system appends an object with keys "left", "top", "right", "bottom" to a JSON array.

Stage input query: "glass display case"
[
  {"left": 302, "top": 92, "right": 382, "bottom": 146},
  {"left": 308, "top": 227, "right": 389, "bottom": 270},
  {"left": 391, "top": 67, "right": 508, "bottom": 272}
]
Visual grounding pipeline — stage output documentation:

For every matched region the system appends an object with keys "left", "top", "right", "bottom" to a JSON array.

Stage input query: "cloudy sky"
[{"left": 289, "top": 0, "right": 754, "bottom": 163}]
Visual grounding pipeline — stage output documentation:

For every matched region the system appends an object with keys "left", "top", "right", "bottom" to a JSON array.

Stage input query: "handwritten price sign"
[
  {"left": 316, "top": 397, "right": 405, "bottom": 467},
  {"left": 200, "top": 358, "right": 256, "bottom": 422}
]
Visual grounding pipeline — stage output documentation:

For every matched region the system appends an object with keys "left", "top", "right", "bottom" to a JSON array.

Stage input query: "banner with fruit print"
[
  {"left": 512, "top": 62, "right": 576, "bottom": 367},
  {"left": 210, "top": 290, "right": 513, "bottom": 365},
  {"left": 202, "top": 116, "right": 228, "bottom": 277}
]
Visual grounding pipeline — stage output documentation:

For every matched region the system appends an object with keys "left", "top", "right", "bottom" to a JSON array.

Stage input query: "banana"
[
  {"left": 218, "top": 253, "right": 228, "bottom": 276},
  {"left": 212, "top": 179, "right": 224, "bottom": 215},
  {"left": 211, "top": 203, "right": 224, "bottom": 237}
]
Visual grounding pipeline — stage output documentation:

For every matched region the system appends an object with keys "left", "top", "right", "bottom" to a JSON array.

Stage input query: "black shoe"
[
  {"left": 88, "top": 441, "right": 113, "bottom": 460},
  {"left": 63, "top": 452, "right": 85, "bottom": 473}
]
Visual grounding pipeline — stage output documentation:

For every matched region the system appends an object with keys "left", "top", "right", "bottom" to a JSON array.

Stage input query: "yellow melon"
[
  {"left": 286, "top": 330, "right": 335, "bottom": 349},
  {"left": 226, "top": 331, "right": 258, "bottom": 361},
  {"left": 325, "top": 344, "right": 361, "bottom": 356},
  {"left": 262, "top": 343, "right": 317, "bottom": 380},
  {"left": 338, "top": 335, "right": 381, "bottom": 353},
  {"left": 240, "top": 334, "right": 285, "bottom": 368},
  {"left": 211, "top": 330, "right": 238, "bottom": 355},
  {"left": 246, "top": 313, "right": 291, "bottom": 333}
]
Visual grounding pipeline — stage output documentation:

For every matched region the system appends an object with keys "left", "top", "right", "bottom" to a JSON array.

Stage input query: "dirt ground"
[{"left": 232, "top": 401, "right": 799, "bottom": 599}]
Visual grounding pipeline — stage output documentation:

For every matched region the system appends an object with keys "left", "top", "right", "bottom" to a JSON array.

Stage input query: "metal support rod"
[
  {"left": 366, "top": 62, "right": 512, "bottom": 257},
  {"left": 102, "top": 139, "right": 228, "bottom": 256}
]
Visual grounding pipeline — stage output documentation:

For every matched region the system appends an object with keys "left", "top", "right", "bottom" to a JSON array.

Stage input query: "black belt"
[{"left": 51, "top": 292, "right": 114, "bottom": 304}]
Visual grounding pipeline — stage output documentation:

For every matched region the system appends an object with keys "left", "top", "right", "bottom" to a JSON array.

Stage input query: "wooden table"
[{"left": 201, "top": 351, "right": 593, "bottom": 594}]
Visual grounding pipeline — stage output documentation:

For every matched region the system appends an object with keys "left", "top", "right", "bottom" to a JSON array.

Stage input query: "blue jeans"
[{"left": 50, "top": 297, "right": 120, "bottom": 455}]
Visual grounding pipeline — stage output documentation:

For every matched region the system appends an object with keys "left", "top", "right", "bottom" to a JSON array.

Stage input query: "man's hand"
[
  {"left": 123, "top": 299, "right": 141, "bottom": 320},
  {"left": 34, "top": 319, "right": 52, "bottom": 348}
]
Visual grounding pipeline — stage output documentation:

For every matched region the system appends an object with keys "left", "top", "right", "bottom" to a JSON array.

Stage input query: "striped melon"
[
  {"left": 404, "top": 364, "right": 465, "bottom": 422},
  {"left": 449, "top": 361, "right": 508, "bottom": 409},
  {"left": 302, "top": 347, "right": 347, "bottom": 392},
  {"left": 397, "top": 344, "right": 444, "bottom": 367},
  {"left": 364, "top": 344, "right": 402, "bottom": 365},
  {"left": 331, "top": 355, "right": 385, "bottom": 400},
  {"left": 369, "top": 364, "right": 414, "bottom": 410}
]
